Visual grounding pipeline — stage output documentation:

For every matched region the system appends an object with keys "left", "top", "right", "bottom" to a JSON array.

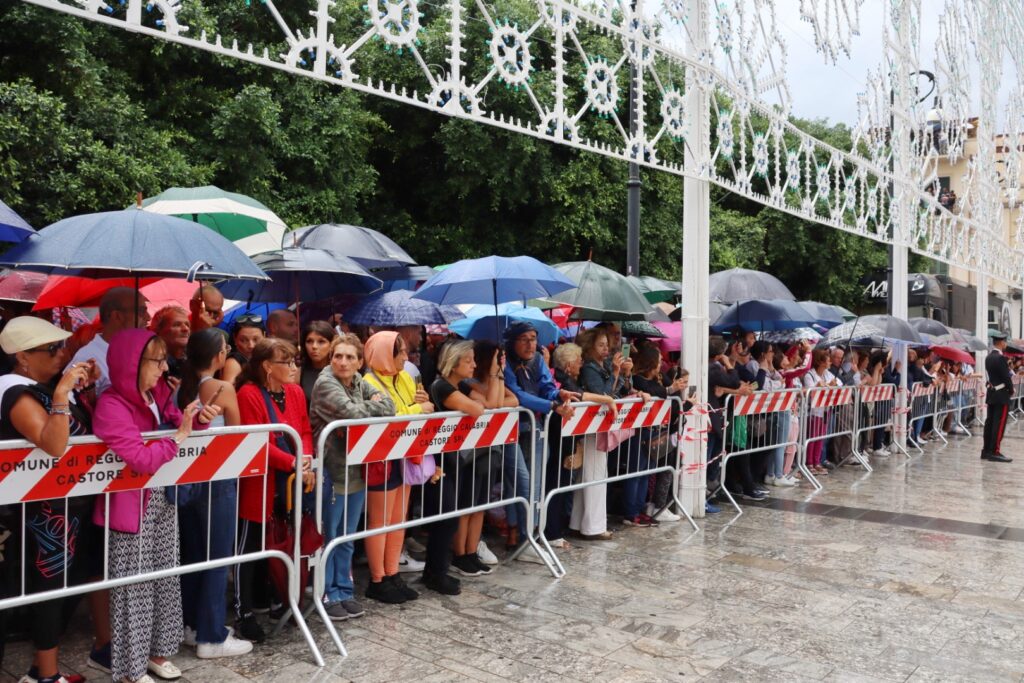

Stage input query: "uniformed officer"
[{"left": 982, "top": 331, "right": 1013, "bottom": 463}]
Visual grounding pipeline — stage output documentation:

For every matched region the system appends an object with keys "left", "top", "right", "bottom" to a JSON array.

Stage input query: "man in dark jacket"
[{"left": 982, "top": 332, "right": 1013, "bottom": 462}]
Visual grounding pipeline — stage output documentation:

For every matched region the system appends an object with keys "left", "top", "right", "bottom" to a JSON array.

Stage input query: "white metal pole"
[{"left": 679, "top": 0, "right": 710, "bottom": 518}]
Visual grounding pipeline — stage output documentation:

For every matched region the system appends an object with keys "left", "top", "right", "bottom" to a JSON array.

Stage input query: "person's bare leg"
[
  {"left": 453, "top": 515, "right": 470, "bottom": 555},
  {"left": 35, "top": 648, "right": 59, "bottom": 678},
  {"left": 467, "top": 512, "right": 485, "bottom": 553},
  {"left": 90, "top": 589, "right": 112, "bottom": 648}
]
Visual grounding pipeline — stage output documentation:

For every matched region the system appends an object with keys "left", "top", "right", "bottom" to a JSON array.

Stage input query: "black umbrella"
[
  {"left": 954, "top": 328, "right": 988, "bottom": 352},
  {"left": 709, "top": 268, "right": 795, "bottom": 304},
  {"left": 909, "top": 317, "right": 955, "bottom": 338},
  {"left": 670, "top": 301, "right": 726, "bottom": 323},
  {"left": 291, "top": 223, "right": 416, "bottom": 269},
  {"left": 823, "top": 315, "right": 923, "bottom": 346}
]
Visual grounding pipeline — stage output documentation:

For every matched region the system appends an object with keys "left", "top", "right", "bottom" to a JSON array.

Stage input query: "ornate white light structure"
[{"left": 14, "top": 0, "right": 1024, "bottom": 514}]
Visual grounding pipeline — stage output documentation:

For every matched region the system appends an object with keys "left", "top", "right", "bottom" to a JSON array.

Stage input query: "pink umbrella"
[
  {"left": 34, "top": 275, "right": 162, "bottom": 310},
  {"left": 0, "top": 270, "right": 47, "bottom": 303},
  {"left": 653, "top": 321, "right": 682, "bottom": 353},
  {"left": 138, "top": 279, "right": 199, "bottom": 316}
]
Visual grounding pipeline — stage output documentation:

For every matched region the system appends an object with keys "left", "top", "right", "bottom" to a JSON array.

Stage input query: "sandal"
[{"left": 577, "top": 530, "right": 613, "bottom": 541}]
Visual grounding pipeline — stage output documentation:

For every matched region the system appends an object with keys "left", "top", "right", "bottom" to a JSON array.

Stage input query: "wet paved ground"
[{"left": 4, "top": 426, "right": 1024, "bottom": 682}]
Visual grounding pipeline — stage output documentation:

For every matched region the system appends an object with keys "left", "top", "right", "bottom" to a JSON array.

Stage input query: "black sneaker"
[
  {"left": 365, "top": 577, "right": 407, "bottom": 604},
  {"left": 87, "top": 641, "right": 112, "bottom": 673},
  {"left": 235, "top": 614, "right": 266, "bottom": 643},
  {"left": 268, "top": 604, "right": 290, "bottom": 623},
  {"left": 422, "top": 572, "right": 461, "bottom": 596},
  {"left": 451, "top": 554, "right": 485, "bottom": 577},
  {"left": 469, "top": 554, "right": 493, "bottom": 575},
  {"left": 389, "top": 574, "right": 420, "bottom": 601},
  {"left": 740, "top": 490, "right": 768, "bottom": 501}
]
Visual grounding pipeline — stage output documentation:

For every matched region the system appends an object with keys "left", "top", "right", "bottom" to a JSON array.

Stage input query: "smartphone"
[
  {"left": 621, "top": 342, "right": 632, "bottom": 360},
  {"left": 687, "top": 386, "right": 697, "bottom": 399}
]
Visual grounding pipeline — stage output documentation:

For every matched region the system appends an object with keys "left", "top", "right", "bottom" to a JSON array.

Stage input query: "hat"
[
  {"left": 0, "top": 316, "right": 72, "bottom": 354},
  {"left": 991, "top": 330, "right": 1009, "bottom": 341},
  {"left": 504, "top": 321, "right": 537, "bottom": 340}
]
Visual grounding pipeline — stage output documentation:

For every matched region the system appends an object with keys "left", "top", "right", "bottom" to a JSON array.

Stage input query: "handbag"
[
  {"left": 403, "top": 454, "right": 437, "bottom": 486},
  {"left": 596, "top": 428, "right": 634, "bottom": 453}
]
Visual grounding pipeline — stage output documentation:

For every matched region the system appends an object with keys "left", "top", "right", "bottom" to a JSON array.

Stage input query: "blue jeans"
[
  {"left": 322, "top": 488, "right": 366, "bottom": 604},
  {"left": 180, "top": 480, "right": 237, "bottom": 644},
  {"left": 502, "top": 442, "right": 531, "bottom": 539},
  {"left": 767, "top": 412, "right": 789, "bottom": 478},
  {"left": 621, "top": 435, "right": 652, "bottom": 519},
  {"left": 517, "top": 427, "right": 544, "bottom": 505}
]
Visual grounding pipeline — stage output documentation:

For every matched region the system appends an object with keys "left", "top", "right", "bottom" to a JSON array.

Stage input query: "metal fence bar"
[
  {"left": 0, "top": 423, "right": 325, "bottom": 667},
  {"left": 714, "top": 388, "right": 807, "bottom": 515},
  {"left": 852, "top": 383, "right": 909, "bottom": 461},
  {"left": 907, "top": 382, "right": 935, "bottom": 451},
  {"left": 310, "top": 407, "right": 540, "bottom": 656}
]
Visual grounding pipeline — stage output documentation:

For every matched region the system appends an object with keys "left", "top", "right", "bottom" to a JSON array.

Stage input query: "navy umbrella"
[
  {"left": 292, "top": 223, "right": 416, "bottom": 270},
  {"left": 413, "top": 256, "right": 576, "bottom": 306},
  {"left": 711, "top": 299, "right": 817, "bottom": 333},
  {"left": 344, "top": 289, "right": 464, "bottom": 326},
  {"left": 0, "top": 209, "right": 267, "bottom": 281},
  {"left": 799, "top": 301, "right": 846, "bottom": 329},
  {"left": 216, "top": 247, "right": 382, "bottom": 302},
  {"left": 0, "top": 200, "right": 34, "bottom": 243}
]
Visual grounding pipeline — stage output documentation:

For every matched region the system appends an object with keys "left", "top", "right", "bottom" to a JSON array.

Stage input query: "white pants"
[{"left": 569, "top": 435, "right": 608, "bottom": 535}]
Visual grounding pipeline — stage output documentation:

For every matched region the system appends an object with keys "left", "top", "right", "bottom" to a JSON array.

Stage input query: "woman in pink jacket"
[{"left": 93, "top": 329, "right": 219, "bottom": 683}]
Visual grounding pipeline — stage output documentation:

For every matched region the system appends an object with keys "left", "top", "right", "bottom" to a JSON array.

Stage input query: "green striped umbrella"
[
  {"left": 626, "top": 275, "right": 680, "bottom": 303},
  {"left": 140, "top": 185, "right": 287, "bottom": 256}
]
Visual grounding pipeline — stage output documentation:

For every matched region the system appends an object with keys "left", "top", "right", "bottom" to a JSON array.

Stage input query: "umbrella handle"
[{"left": 187, "top": 261, "right": 212, "bottom": 282}]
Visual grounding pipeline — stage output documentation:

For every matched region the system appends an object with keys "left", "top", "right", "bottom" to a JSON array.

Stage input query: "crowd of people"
[{"left": 0, "top": 287, "right": 701, "bottom": 683}]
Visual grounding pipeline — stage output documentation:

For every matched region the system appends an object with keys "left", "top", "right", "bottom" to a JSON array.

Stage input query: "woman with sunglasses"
[
  {"left": 0, "top": 317, "right": 100, "bottom": 683},
  {"left": 233, "top": 338, "right": 315, "bottom": 640},
  {"left": 92, "top": 328, "right": 220, "bottom": 683},
  {"left": 221, "top": 315, "right": 265, "bottom": 385}
]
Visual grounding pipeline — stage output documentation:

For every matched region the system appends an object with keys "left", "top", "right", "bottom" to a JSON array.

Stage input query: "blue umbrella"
[
  {"left": 450, "top": 303, "right": 559, "bottom": 346},
  {"left": 344, "top": 289, "right": 464, "bottom": 326},
  {"left": 0, "top": 200, "right": 34, "bottom": 243},
  {"left": 218, "top": 301, "right": 287, "bottom": 332},
  {"left": 710, "top": 299, "right": 818, "bottom": 333},
  {"left": 413, "top": 256, "right": 577, "bottom": 340},
  {"left": 217, "top": 247, "right": 382, "bottom": 303},
  {"left": 0, "top": 209, "right": 267, "bottom": 280},
  {"left": 799, "top": 301, "right": 846, "bottom": 329}
]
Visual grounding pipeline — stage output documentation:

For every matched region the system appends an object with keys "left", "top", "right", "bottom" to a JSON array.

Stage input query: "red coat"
[{"left": 237, "top": 383, "right": 313, "bottom": 522}]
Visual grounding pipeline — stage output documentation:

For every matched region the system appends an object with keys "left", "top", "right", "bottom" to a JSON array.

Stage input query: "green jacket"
[{"left": 309, "top": 366, "right": 395, "bottom": 494}]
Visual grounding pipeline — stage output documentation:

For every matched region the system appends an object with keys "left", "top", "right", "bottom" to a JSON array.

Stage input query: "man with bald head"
[
  {"left": 267, "top": 308, "right": 299, "bottom": 344},
  {"left": 190, "top": 284, "right": 225, "bottom": 331},
  {"left": 69, "top": 287, "right": 151, "bottom": 396}
]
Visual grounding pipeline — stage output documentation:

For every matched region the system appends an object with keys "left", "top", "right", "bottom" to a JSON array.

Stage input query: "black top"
[
  {"left": 707, "top": 362, "right": 740, "bottom": 435},
  {"left": 429, "top": 377, "right": 474, "bottom": 409},
  {"left": 986, "top": 350, "right": 1013, "bottom": 405},
  {"left": 0, "top": 378, "right": 91, "bottom": 441}
]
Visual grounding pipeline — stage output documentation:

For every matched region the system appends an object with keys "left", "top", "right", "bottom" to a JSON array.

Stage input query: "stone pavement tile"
[
  {"left": 734, "top": 648, "right": 835, "bottom": 680},
  {"left": 700, "top": 662, "right": 821, "bottom": 682},
  {"left": 780, "top": 631, "right": 921, "bottom": 681},
  {"left": 248, "top": 660, "right": 350, "bottom": 683},
  {"left": 903, "top": 665, "right": 1014, "bottom": 683},
  {"left": 604, "top": 636, "right": 727, "bottom": 680},
  {"left": 820, "top": 670, "right": 902, "bottom": 683},
  {"left": 180, "top": 662, "right": 254, "bottom": 683},
  {"left": 885, "top": 645, "right": 1023, "bottom": 682}
]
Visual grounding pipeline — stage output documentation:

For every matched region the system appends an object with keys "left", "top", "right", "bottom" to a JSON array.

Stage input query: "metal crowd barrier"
[
  {"left": 535, "top": 396, "right": 697, "bottom": 577},
  {"left": 310, "top": 407, "right": 541, "bottom": 656},
  {"left": 1010, "top": 375, "right": 1024, "bottom": 421},
  {"left": 853, "top": 383, "right": 908, "bottom": 460},
  {"left": 715, "top": 389, "right": 804, "bottom": 514},
  {"left": 907, "top": 382, "right": 935, "bottom": 450},
  {"left": 933, "top": 377, "right": 971, "bottom": 436},
  {"left": 0, "top": 424, "right": 325, "bottom": 666},
  {"left": 804, "top": 385, "right": 864, "bottom": 472}
]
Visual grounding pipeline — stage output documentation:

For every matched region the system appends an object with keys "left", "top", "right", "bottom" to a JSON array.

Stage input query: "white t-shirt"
[
  {"left": 403, "top": 360, "right": 421, "bottom": 381},
  {"left": 69, "top": 334, "right": 110, "bottom": 396}
]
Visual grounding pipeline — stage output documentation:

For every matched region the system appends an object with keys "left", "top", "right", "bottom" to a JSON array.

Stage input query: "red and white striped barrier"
[
  {"left": 807, "top": 386, "right": 854, "bottom": 408},
  {"left": 345, "top": 412, "right": 519, "bottom": 464},
  {"left": 731, "top": 390, "right": 798, "bottom": 416},
  {"left": 0, "top": 432, "right": 269, "bottom": 505},
  {"left": 911, "top": 383, "right": 935, "bottom": 398},
  {"left": 860, "top": 384, "right": 895, "bottom": 402},
  {"left": 560, "top": 398, "right": 671, "bottom": 437}
]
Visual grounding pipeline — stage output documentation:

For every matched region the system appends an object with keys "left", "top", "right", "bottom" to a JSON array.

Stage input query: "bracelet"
[
  {"left": 49, "top": 408, "right": 72, "bottom": 416},
  {"left": 172, "top": 433, "right": 186, "bottom": 445}
]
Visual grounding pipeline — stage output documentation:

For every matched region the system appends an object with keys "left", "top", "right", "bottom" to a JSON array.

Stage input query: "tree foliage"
[{"left": 0, "top": 0, "right": 894, "bottom": 308}]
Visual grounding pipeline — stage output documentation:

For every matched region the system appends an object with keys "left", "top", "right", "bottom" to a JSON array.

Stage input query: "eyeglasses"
[
  {"left": 27, "top": 340, "right": 65, "bottom": 357},
  {"left": 144, "top": 356, "right": 169, "bottom": 367},
  {"left": 235, "top": 314, "right": 264, "bottom": 325},
  {"left": 271, "top": 359, "right": 298, "bottom": 368}
]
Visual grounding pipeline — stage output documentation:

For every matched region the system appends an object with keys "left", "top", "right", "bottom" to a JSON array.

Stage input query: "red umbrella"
[
  {"left": 930, "top": 344, "right": 975, "bottom": 365},
  {"left": 33, "top": 275, "right": 193, "bottom": 313},
  {"left": 0, "top": 270, "right": 47, "bottom": 303}
]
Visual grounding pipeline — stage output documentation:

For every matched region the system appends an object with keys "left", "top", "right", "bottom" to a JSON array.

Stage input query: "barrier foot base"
[
  {"left": 285, "top": 596, "right": 325, "bottom": 667},
  {"left": 313, "top": 596, "right": 348, "bottom": 658},
  {"left": 711, "top": 485, "right": 742, "bottom": 516}
]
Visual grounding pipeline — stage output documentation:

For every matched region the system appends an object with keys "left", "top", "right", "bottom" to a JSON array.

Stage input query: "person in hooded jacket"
[{"left": 92, "top": 329, "right": 220, "bottom": 683}]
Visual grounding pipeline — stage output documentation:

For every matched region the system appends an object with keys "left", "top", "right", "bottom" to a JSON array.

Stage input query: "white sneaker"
[
  {"left": 764, "top": 475, "right": 777, "bottom": 486},
  {"left": 653, "top": 508, "right": 681, "bottom": 522},
  {"left": 776, "top": 475, "right": 798, "bottom": 487},
  {"left": 874, "top": 447, "right": 891, "bottom": 457},
  {"left": 185, "top": 625, "right": 233, "bottom": 647},
  {"left": 397, "top": 550, "right": 425, "bottom": 573},
  {"left": 548, "top": 537, "right": 569, "bottom": 549},
  {"left": 476, "top": 540, "right": 499, "bottom": 565},
  {"left": 405, "top": 536, "right": 426, "bottom": 554},
  {"left": 514, "top": 544, "right": 551, "bottom": 565},
  {"left": 197, "top": 634, "right": 254, "bottom": 659}
]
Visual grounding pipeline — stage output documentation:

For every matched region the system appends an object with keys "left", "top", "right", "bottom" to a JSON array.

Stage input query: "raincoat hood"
[
  {"left": 364, "top": 331, "right": 400, "bottom": 376},
  {"left": 107, "top": 328, "right": 158, "bottom": 407}
]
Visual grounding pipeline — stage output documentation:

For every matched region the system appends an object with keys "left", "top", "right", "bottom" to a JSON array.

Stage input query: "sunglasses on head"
[
  {"left": 27, "top": 340, "right": 65, "bottom": 356},
  {"left": 236, "top": 313, "right": 264, "bottom": 325}
]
